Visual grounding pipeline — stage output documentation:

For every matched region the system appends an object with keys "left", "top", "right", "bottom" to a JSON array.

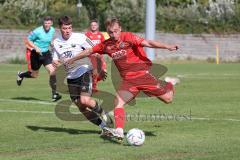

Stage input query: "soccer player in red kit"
[
  {"left": 85, "top": 19, "right": 107, "bottom": 92},
  {"left": 66, "top": 18, "right": 179, "bottom": 141}
]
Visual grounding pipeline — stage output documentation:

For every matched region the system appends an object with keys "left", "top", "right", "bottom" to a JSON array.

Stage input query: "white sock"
[{"left": 116, "top": 128, "right": 124, "bottom": 134}]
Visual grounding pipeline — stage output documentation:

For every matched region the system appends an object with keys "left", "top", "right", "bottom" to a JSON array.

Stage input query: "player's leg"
[
  {"left": 90, "top": 55, "right": 99, "bottom": 92},
  {"left": 25, "top": 48, "right": 32, "bottom": 71},
  {"left": 79, "top": 72, "right": 113, "bottom": 127},
  {"left": 45, "top": 64, "right": 61, "bottom": 101},
  {"left": 92, "top": 69, "right": 98, "bottom": 92},
  {"left": 96, "top": 55, "right": 107, "bottom": 82},
  {"left": 78, "top": 92, "right": 113, "bottom": 127},
  {"left": 102, "top": 90, "right": 136, "bottom": 141},
  {"left": 157, "top": 82, "right": 175, "bottom": 104},
  {"left": 43, "top": 52, "right": 62, "bottom": 101},
  {"left": 157, "top": 76, "right": 178, "bottom": 103},
  {"left": 143, "top": 73, "right": 175, "bottom": 104},
  {"left": 96, "top": 55, "right": 107, "bottom": 80},
  {"left": 67, "top": 72, "right": 113, "bottom": 129},
  {"left": 115, "top": 90, "right": 135, "bottom": 136},
  {"left": 101, "top": 78, "right": 139, "bottom": 140},
  {"left": 67, "top": 76, "right": 102, "bottom": 127},
  {"left": 164, "top": 76, "right": 180, "bottom": 86},
  {"left": 16, "top": 50, "right": 40, "bottom": 86}
]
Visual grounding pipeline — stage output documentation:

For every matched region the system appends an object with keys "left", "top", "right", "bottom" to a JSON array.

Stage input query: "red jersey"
[
  {"left": 92, "top": 32, "right": 152, "bottom": 79},
  {"left": 85, "top": 31, "right": 105, "bottom": 45}
]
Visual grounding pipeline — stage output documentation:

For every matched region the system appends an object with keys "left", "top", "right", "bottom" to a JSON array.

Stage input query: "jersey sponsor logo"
[
  {"left": 92, "top": 40, "right": 101, "bottom": 45},
  {"left": 61, "top": 51, "right": 73, "bottom": 58},
  {"left": 112, "top": 49, "right": 127, "bottom": 60}
]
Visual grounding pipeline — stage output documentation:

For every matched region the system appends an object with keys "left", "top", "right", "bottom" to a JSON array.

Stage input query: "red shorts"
[{"left": 118, "top": 71, "right": 173, "bottom": 97}]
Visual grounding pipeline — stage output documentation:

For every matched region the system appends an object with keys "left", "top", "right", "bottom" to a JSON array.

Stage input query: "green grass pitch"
[{"left": 0, "top": 63, "right": 240, "bottom": 160}]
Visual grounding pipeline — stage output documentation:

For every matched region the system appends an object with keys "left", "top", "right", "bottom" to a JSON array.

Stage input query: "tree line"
[{"left": 0, "top": 0, "right": 239, "bottom": 33}]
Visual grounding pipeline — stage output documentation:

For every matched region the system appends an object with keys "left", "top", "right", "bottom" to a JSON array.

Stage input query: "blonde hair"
[{"left": 105, "top": 17, "right": 121, "bottom": 29}]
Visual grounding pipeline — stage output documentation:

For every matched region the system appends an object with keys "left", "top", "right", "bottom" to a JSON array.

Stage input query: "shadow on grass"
[
  {"left": 11, "top": 97, "right": 45, "bottom": 101},
  {"left": 26, "top": 125, "right": 100, "bottom": 135},
  {"left": 144, "top": 130, "right": 157, "bottom": 137},
  {"left": 100, "top": 135, "right": 124, "bottom": 145}
]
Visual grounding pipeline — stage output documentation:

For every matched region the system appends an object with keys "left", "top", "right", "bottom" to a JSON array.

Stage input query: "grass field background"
[{"left": 0, "top": 63, "right": 240, "bottom": 160}]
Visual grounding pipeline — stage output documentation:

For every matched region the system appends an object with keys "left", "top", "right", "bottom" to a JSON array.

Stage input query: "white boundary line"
[
  {"left": 191, "top": 117, "right": 240, "bottom": 122},
  {"left": 0, "top": 109, "right": 240, "bottom": 122},
  {"left": 0, "top": 109, "right": 54, "bottom": 114},
  {"left": 0, "top": 98, "right": 240, "bottom": 122},
  {"left": 0, "top": 98, "right": 54, "bottom": 105}
]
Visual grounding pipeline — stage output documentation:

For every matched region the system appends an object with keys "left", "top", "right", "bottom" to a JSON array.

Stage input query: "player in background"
[
  {"left": 85, "top": 19, "right": 107, "bottom": 92},
  {"left": 23, "top": 34, "right": 32, "bottom": 71},
  {"left": 52, "top": 16, "right": 113, "bottom": 133},
  {"left": 65, "top": 17, "right": 180, "bottom": 141},
  {"left": 16, "top": 16, "right": 62, "bottom": 102}
]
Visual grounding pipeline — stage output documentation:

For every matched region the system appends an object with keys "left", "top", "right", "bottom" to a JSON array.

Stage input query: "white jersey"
[{"left": 53, "top": 33, "right": 94, "bottom": 79}]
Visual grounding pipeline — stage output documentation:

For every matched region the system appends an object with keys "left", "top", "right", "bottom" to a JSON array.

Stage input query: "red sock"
[{"left": 114, "top": 108, "right": 125, "bottom": 129}]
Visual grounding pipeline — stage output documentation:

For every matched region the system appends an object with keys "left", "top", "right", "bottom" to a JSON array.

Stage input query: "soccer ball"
[{"left": 126, "top": 128, "right": 145, "bottom": 146}]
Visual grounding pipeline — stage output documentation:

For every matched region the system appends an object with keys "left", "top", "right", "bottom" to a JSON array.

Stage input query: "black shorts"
[
  {"left": 30, "top": 50, "right": 52, "bottom": 71},
  {"left": 67, "top": 72, "right": 92, "bottom": 102}
]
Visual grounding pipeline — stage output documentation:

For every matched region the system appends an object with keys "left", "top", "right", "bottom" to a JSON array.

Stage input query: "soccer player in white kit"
[{"left": 52, "top": 16, "right": 113, "bottom": 133}]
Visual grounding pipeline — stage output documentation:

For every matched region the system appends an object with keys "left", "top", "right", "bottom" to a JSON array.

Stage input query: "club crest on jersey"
[
  {"left": 59, "top": 45, "right": 63, "bottom": 48},
  {"left": 119, "top": 42, "right": 125, "bottom": 49},
  {"left": 71, "top": 44, "right": 76, "bottom": 47}
]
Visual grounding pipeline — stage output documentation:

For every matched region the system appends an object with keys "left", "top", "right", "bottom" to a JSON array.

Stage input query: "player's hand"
[
  {"left": 31, "top": 48, "right": 37, "bottom": 54},
  {"left": 52, "top": 60, "right": 61, "bottom": 68},
  {"left": 99, "top": 70, "right": 107, "bottom": 81},
  {"left": 35, "top": 47, "right": 42, "bottom": 54},
  {"left": 64, "top": 58, "right": 75, "bottom": 65},
  {"left": 167, "top": 45, "right": 179, "bottom": 51}
]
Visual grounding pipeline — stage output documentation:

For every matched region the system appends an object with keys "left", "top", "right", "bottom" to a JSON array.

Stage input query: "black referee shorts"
[{"left": 30, "top": 50, "right": 52, "bottom": 71}]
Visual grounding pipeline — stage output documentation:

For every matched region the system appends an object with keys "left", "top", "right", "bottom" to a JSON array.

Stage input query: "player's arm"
[
  {"left": 23, "top": 37, "right": 33, "bottom": 50},
  {"left": 26, "top": 39, "right": 41, "bottom": 53},
  {"left": 141, "top": 39, "right": 179, "bottom": 51},
  {"left": 27, "top": 31, "right": 42, "bottom": 53},
  {"left": 65, "top": 48, "right": 94, "bottom": 65},
  {"left": 51, "top": 43, "right": 62, "bottom": 68},
  {"left": 52, "top": 59, "right": 61, "bottom": 68}
]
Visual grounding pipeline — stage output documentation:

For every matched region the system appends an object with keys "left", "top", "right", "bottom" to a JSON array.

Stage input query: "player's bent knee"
[
  {"left": 49, "top": 72, "right": 56, "bottom": 76},
  {"left": 79, "top": 97, "right": 91, "bottom": 106},
  {"left": 158, "top": 91, "right": 174, "bottom": 104},
  {"left": 162, "top": 97, "right": 173, "bottom": 104}
]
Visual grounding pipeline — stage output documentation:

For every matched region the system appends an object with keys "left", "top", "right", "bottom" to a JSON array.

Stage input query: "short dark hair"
[
  {"left": 58, "top": 16, "right": 72, "bottom": 26},
  {"left": 105, "top": 17, "right": 121, "bottom": 29},
  {"left": 43, "top": 16, "right": 53, "bottom": 22}
]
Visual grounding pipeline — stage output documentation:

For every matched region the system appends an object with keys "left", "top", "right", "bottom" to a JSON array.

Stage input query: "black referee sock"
[{"left": 20, "top": 71, "right": 33, "bottom": 78}]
